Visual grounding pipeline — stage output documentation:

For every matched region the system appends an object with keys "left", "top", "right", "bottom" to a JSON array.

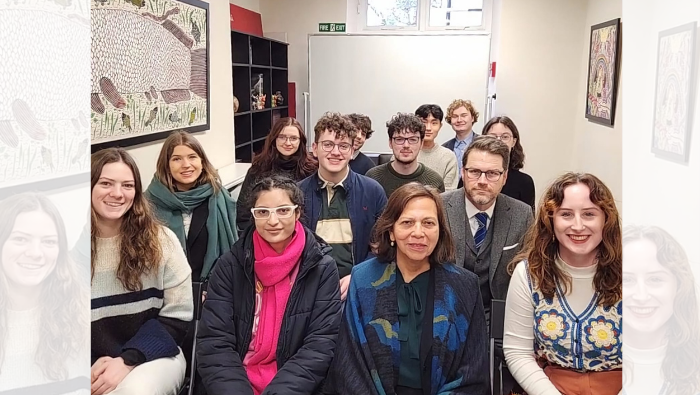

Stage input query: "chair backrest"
[
  {"left": 192, "top": 281, "right": 205, "bottom": 320},
  {"left": 378, "top": 154, "right": 393, "bottom": 165},
  {"left": 489, "top": 299, "right": 506, "bottom": 340}
]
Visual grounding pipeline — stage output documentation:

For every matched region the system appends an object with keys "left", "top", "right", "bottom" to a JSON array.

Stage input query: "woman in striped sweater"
[{"left": 90, "top": 148, "right": 193, "bottom": 395}]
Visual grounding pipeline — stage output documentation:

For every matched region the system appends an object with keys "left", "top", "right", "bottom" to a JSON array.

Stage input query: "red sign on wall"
[{"left": 230, "top": 4, "right": 263, "bottom": 36}]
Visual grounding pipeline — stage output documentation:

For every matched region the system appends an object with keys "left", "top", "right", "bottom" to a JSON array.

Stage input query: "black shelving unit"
[{"left": 232, "top": 30, "right": 289, "bottom": 163}]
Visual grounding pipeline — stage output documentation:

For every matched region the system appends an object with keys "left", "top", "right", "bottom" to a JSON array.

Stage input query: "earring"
[{"left": 391, "top": 240, "right": 395, "bottom": 247}]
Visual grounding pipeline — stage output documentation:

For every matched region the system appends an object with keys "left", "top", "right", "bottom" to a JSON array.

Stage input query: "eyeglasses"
[
  {"left": 486, "top": 134, "right": 513, "bottom": 143},
  {"left": 319, "top": 140, "right": 352, "bottom": 154},
  {"left": 392, "top": 136, "right": 421, "bottom": 145},
  {"left": 250, "top": 205, "right": 298, "bottom": 219},
  {"left": 464, "top": 168, "right": 504, "bottom": 182},
  {"left": 277, "top": 135, "right": 300, "bottom": 144}
]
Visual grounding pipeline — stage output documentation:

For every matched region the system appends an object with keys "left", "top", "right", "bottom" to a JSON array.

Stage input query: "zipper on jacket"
[{"left": 240, "top": 248, "right": 255, "bottom": 355}]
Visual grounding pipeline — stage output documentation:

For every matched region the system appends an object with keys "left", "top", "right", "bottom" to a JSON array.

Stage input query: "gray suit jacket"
[{"left": 441, "top": 190, "right": 533, "bottom": 300}]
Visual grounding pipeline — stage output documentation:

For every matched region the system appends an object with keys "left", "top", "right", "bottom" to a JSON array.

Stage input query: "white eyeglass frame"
[{"left": 250, "top": 205, "right": 299, "bottom": 219}]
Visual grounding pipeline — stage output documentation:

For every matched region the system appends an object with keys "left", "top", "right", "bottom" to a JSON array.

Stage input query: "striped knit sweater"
[{"left": 91, "top": 226, "right": 193, "bottom": 366}]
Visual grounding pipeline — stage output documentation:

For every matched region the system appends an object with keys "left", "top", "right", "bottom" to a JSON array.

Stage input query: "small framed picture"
[
  {"left": 585, "top": 18, "right": 621, "bottom": 126},
  {"left": 651, "top": 22, "right": 697, "bottom": 164}
]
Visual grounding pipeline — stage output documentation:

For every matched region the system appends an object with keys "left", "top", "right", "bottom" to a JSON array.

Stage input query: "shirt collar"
[
  {"left": 455, "top": 131, "right": 475, "bottom": 143},
  {"left": 317, "top": 167, "right": 349, "bottom": 190},
  {"left": 464, "top": 193, "right": 496, "bottom": 220}
]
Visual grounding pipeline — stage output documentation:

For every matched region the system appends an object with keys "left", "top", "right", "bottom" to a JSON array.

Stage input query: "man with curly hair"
[
  {"left": 346, "top": 113, "right": 376, "bottom": 175},
  {"left": 366, "top": 113, "right": 445, "bottom": 198},
  {"left": 443, "top": 99, "right": 480, "bottom": 187},
  {"left": 298, "top": 112, "right": 387, "bottom": 301}
]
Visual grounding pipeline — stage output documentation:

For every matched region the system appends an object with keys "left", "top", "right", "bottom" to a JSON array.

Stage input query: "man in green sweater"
[{"left": 366, "top": 113, "right": 445, "bottom": 198}]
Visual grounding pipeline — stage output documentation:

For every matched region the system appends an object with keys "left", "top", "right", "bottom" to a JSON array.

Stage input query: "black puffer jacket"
[{"left": 196, "top": 224, "right": 342, "bottom": 395}]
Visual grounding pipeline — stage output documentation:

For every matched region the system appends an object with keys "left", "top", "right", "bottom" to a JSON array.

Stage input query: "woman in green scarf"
[{"left": 145, "top": 131, "right": 238, "bottom": 282}]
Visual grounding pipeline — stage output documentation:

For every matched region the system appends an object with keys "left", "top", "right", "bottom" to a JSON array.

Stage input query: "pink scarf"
[{"left": 245, "top": 221, "right": 305, "bottom": 395}]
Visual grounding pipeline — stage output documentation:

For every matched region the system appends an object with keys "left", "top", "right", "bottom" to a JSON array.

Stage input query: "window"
[
  {"left": 366, "top": 0, "right": 419, "bottom": 28},
  {"left": 359, "top": 0, "right": 489, "bottom": 31},
  {"left": 429, "top": 0, "right": 483, "bottom": 28}
]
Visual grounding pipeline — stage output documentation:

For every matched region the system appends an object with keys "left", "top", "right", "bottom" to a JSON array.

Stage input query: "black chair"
[
  {"left": 378, "top": 154, "right": 393, "bottom": 165},
  {"left": 179, "top": 281, "right": 206, "bottom": 395},
  {"left": 489, "top": 299, "right": 506, "bottom": 395}
]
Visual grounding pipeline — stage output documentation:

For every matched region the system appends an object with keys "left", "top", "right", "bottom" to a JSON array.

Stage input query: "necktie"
[{"left": 474, "top": 212, "right": 488, "bottom": 251}]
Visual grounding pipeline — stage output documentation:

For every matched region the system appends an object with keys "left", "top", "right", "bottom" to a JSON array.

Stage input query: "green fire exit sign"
[{"left": 319, "top": 23, "right": 346, "bottom": 32}]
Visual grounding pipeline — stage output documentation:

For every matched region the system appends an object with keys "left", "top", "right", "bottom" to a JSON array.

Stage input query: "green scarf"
[{"left": 145, "top": 176, "right": 238, "bottom": 280}]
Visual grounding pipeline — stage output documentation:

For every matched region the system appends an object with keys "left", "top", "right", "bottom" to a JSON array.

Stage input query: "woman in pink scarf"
[{"left": 196, "top": 175, "right": 342, "bottom": 395}]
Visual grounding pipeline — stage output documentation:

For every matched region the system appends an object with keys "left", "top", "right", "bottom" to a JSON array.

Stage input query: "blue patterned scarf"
[{"left": 324, "top": 258, "right": 489, "bottom": 395}]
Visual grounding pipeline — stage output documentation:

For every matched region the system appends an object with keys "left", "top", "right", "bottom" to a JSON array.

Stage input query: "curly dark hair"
[
  {"left": 347, "top": 113, "right": 374, "bottom": 139},
  {"left": 372, "top": 183, "right": 455, "bottom": 266},
  {"left": 482, "top": 116, "right": 526, "bottom": 170},
  {"left": 313, "top": 112, "right": 357, "bottom": 143},
  {"left": 509, "top": 172, "right": 621, "bottom": 308},
  {"left": 251, "top": 117, "right": 317, "bottom": 180},
  {"left": 386, "top": 113, "right": 425, "bottom": 139},
  {"left": 415, "top": 104, "right": 444, "bottom": 122}
]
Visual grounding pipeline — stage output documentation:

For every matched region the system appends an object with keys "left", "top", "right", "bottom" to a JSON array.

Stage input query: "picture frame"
[
  {"left": 585, "top": 18, "right": 621, "bottom": 126},
  {"left": 90, "top": 0, "right": 210, "bottom": 153},
  {"left": 651, "top": 22, "right": 697, "bottom": 164}
]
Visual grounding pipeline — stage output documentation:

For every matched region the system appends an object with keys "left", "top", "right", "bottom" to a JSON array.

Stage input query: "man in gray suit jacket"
[
  {"left": 442, "top": 135, "right": 533, "bottom": 395},
  {"left": 441, "top": 136, "right": 533, "bottom": 320}
]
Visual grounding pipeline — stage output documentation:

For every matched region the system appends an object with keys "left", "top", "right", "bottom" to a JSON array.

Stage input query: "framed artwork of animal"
[
  {"left": 651, "top": 22, "right": 697, "bottom": 164},
  {"left": 585, "top": 18, "right": 621, "bottom": 126},
  {"left": 90, "top": 0, "right": 210, "bottom": 152}
]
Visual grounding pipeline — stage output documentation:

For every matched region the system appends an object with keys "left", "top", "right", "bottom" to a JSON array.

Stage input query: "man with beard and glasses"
[
  {"left": 440, "top": 135, "right": 533, "bottom": 395},
  {"left": 366, "top": 113, "right": 445, "bottom": 198}
]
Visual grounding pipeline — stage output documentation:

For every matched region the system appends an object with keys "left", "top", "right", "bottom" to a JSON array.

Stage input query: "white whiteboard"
[{"left": 308, "top": 33, "right": 491, "bottom": 153}]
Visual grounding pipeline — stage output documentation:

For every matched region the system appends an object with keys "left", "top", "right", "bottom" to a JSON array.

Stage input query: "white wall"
[
  {"left": 495, "top": 0, "right": 588, "bottom": 203},
  {"left": 572, "top": 0, "right": 622, "bottom": 207},
  {"left": 230, "top": 0, "right": 260, "bottom": 13},
  {"left": 126, "top": 0, "right": 235, "bottom": 187},
  {"left": 622, "top": 0, "right": 700, "bottom": 267},
  {"left": 259, "top": 0, "right": 347, "bottom": 130}
]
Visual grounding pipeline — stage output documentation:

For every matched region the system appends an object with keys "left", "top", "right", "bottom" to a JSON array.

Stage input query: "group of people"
[{"left": 79, "top": 98, "right": 621, "bottom": 395}]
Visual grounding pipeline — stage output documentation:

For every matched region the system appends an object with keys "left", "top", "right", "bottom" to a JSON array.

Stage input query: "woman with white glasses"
[{"left": 197, "top": 175, "right": 341, "bottom": 395}]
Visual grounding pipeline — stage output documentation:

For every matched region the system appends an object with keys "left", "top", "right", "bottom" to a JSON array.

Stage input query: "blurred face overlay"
[
  {"left": 623, "top": 237, "right": 677, "bottom": 341},
  {"left": 2, "top": 210, "right": 59, "bottom": 290}
]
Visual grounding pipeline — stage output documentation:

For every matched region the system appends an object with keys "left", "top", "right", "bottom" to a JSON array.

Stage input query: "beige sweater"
[{"left": 417, "top": 144, "right": 459, "bottom": 190}]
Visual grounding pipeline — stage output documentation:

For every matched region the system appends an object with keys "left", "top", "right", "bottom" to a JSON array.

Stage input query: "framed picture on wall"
[
  {"left": 651, "top": 22, "right": 697, "bottom": 164},
  {"left": 90, "top": 0, "right": 210, "bottom": 153},
  {"left": 585, "top": 18, "right": 621, "bottom": 126}
]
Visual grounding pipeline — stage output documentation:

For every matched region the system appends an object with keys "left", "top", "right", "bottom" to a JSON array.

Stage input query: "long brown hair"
[
  {"left": 509, "top": 172, "right": 621, "bottom": 307},
  {"left": 623, "top": 225, "right": 700, "bottom": 395},
  {"left": 91, "top": 148, "right": 162, "bottom": 291},
  {"left": 482, "top": 115, "right": 526, "bottom": 169},
  {"left": 0, "top": 193, "right": 88, "bottom": 380},
  {"left": 372, "top": 183, "right": 455, "bottom": 266},
  {"left": 155, "top": 130, "right": 221, "bottom": 193},
  {"left": 252, "top": 117, "right": 317, "bottom": 179}
]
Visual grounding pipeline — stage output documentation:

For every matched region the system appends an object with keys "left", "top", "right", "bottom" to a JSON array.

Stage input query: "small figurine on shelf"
[
  {"left": 272, "top": 91, "right": 284, "bottom": 108},
  {"left": 251, "top": 73, "right": 265, "bottom": 110},
  {"left": 233, "top": 96, "right": 239, "bottom": 113}
]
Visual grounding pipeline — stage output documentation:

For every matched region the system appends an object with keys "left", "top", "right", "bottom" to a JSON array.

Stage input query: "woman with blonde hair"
[
  {"left": 91, "top": 148, "right": 193, "bottom": 395},
  {"left": 145, "top": 130, "right": 237, "bottom": 282},
  {"left": 623, "top": 225, "right": 700, "bottom": 395},
  {"left": 504, "top": 172, "right": 622, "bottom": 395},
  {"left": 0, "top": 192, "right": 88, "bottom": 392}
]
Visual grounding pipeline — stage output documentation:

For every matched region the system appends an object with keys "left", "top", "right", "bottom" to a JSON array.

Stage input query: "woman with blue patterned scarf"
[{"left": 323, "top": 182, "right": 489, "bottom": 395}]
